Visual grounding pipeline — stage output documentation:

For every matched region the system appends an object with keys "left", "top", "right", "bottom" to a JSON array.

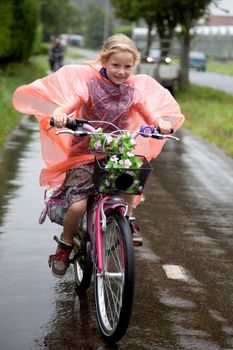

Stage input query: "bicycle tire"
[
  {"left": 94, "top": 211, "right": 135, "bottom": 343},
  {"left": 73, "top": 230, "right": 93, "bottom": 294}
]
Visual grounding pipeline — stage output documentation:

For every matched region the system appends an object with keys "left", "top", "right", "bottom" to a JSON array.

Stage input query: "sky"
[{"left": 209, "top": 0, "right": 233, "bottom": 16}]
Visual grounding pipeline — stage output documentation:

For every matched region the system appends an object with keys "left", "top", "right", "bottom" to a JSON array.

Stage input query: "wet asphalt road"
[{"left": 0, "top": 115, "right": 232, "bottom": 350}]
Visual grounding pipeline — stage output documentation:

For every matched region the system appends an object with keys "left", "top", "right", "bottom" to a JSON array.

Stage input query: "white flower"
[
  {"left": 127, "top": 152, "right": 134, "bottom": 157},
  {"left": 138, "top": 186, "right": 143, "bottom": 193},
  {"left": 105, "top": 180, "right": 110, "bottom": 187},
  {"left": 124, "top": 159, "right": 132, "bottom": 168},
  {"left": 110, "top": 155, "right": 119, "bottom": 163},
  {"left": 130, "top": 138, "right": 137, "bottom": 145},
  {"left": 106, "top": 135, "right": 113, "bottom": 144},
  {"left": 119, "top": 159, "right": 124, "bottom": 165},
  {"left": 94, "top": 140, "right": 102, "bottom": 150}
]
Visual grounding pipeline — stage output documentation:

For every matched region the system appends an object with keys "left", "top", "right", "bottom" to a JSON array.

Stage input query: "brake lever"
[
  {"left": 56, "top": 129, "right": 89, "bottom": 137},
  {"left": 163, "top": 134, "right": 180, "bottom": 141},
  {"left": 151, "top": 132, "right": 179, "bottom": 141},
  {"left": 56, "top": 129, "right": 75, "bottom": 135}
]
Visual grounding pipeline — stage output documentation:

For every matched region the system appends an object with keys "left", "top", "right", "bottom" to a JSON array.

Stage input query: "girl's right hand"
[{"left": 52, "top": 107, "right": 67, "bottom": 128}]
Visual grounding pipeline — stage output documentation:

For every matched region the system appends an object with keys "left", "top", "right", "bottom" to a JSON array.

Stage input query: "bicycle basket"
[{"left": 93, "top": 152, "right": 153, "bottom": 195}]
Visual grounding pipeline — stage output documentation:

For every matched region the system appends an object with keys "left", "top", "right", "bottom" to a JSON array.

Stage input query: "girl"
[{"left": 12, "top": 34, "right": 185, "bottom": 278}]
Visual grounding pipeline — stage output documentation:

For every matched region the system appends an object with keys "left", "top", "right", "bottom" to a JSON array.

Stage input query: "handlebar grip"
[
  {"left": 50, "top": 117, "right": 89, "bottom": 131},
  {"left": 157, "top": 126, "right": 174, "bottom": 134}
]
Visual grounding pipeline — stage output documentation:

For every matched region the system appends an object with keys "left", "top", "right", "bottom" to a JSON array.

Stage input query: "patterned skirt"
[{"left": 47, "top": 163, "right": 96, "bottom": 226}]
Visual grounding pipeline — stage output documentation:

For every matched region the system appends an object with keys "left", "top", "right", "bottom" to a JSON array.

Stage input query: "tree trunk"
[
  {"left": 179, "top": 31, "right": 190, "bottom": 91},
  {"left": 145, "top": 22, "right": 153, "bottom": 56},
  {"left": 179, "top": 7, "right": 192, "bottom": 91}
]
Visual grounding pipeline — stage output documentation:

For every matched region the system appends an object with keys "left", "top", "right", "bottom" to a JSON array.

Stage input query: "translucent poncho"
[{"left": 12, "top": 60, "right": 185, "bottom": 187}]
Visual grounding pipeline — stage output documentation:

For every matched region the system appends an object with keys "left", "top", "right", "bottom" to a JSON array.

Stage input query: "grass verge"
[
  {"left": 176, "top": 84, "right": 233, "bottom": 157},
  {"left": 0, "top": 55, "right": 48, "bottom": 147}
]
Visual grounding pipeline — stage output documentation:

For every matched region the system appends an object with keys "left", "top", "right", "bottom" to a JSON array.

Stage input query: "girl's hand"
[
  {"left": 52, "top": 107, "right": 67, "bottom": 128},
  {"left": 157, "top": 119, "right": 172, "bottom": 135}
]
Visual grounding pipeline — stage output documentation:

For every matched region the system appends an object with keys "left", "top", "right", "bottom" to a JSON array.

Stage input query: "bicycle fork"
[{"left": 94, "top": 195, "right": 128, "bottom": 276}]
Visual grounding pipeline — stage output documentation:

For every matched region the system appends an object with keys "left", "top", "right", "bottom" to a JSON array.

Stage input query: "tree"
[
  {"left": 111, "top": 0, "right": 215, "bottom": 90},
  {"left": 0, "top": 1, "right": 15, "bottom": 60},
  {"left": 111, "top": 0, "right": 155, "bottom": 55},
  {"left": 0, "top": 0, "right": 40, "bottom": 62},
  {"left": 170, "top": 0, "right": 214, "bottom": 90},
  {"left": 40, "top": 0, "right": 82, "bottom": 40},
  {"left": 85, "top": 2, "right": 112, "bottom": 48}
]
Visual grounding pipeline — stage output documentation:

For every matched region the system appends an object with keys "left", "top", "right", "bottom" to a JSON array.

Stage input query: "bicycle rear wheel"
[
  {"left": 94, "top": 211, "right": 135, "bottom": 343},
  {"left": 73, "top": 229, "right": 93, "bottom": 294}
]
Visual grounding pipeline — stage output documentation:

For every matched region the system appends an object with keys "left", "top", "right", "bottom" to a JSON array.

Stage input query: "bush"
[{"left": 0, "top": 0, "right": 40, "bottom": 63}]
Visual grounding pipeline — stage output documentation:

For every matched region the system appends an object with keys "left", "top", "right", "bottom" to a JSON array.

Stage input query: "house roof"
[{"left": 206, "top": 15, "right": 233, "bottom": 26}]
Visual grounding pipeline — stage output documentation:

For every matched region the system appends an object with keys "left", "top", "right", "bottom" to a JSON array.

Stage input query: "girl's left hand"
[{"left": 157, "top": 119, "right": 172, "bottom": 134}]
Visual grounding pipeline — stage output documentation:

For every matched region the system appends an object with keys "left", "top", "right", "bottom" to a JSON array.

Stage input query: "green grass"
[
  {"left": 0, "top": 55, "right": 49, "bottom": 147},
  {"left": 207, "top": 59, "right": 233, "bottom": 76},
  {"left": 172, "top": 58, "right": 233, "bottom": 76},
  {"left": 176, "top": 84, "right": 233, "bottom": 156}
]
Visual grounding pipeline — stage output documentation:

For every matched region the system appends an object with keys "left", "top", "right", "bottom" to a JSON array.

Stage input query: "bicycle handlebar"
[{"left": 49, "top": 117, "right": 179, "bottom": 141}]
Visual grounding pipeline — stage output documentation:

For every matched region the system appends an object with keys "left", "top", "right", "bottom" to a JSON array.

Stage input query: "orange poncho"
[{"left": 12, "top": 61, "right": 185, "bottom": 187}]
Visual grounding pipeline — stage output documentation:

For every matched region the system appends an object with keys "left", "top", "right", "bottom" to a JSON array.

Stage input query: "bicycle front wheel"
[{"left": 94, "top": 211, "right": 135, "bottom": 343}]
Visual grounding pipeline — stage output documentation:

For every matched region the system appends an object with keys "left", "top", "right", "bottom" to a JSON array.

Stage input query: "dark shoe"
[
  {"left": 48, "top": 236, "right": 73, "bottom": 278},
  {"left": 129, "top": 218, "right": 143, "bottom": 246}
]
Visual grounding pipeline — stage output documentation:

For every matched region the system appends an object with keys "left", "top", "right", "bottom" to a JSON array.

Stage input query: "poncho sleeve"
[
  {"left": 12, "top": 65, "right": 93, "bottom": 186},
  {"left": 12, "top": 64, "right": 91, "bottom": 118},
  {"left": 133, "top": 74, "right": 184, "bottom": 132},
  {"left": 124, "top": 74, "right": 185, "bottom": 162}
]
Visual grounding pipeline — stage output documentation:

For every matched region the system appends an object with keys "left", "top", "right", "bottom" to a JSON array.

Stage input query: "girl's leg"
[
  {"left": 121, "top": 194, "right": 135, "bottom": 217},
  {"left": 49, "top": 198, "right": 88, "bottom": 278},
  {"left": 62, "top": 198, "right": 88, "bottom": 245},
  {"left": 121, "top": 194, "right": 143, "bottom": 246}
]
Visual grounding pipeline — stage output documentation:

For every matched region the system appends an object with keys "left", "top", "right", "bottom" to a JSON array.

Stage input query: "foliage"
[
  {"left": 169, "top": 0, "right": 214, "bottom": 89},
  {"left": 0, "top": 55, "right": 48, "bottom": 148},
  {"left": 111, "top": 0, "right": 215, "bottom": 89},
  {"left": 114, "top": 24, "right": 133, "bottom": 38},
  {"left": 90, "top": 129, "right": 144, "bottom": 193},
  {"left": 0, "top": 0, "right": 40, "bottom": 62},
  {"left": 40, "top": 0, "right": 82, "bottom": 40},
  {"left": 0, "top": 1, "right": 14, "bottom": 58},
  {"left": 84, "top": 2, "right": 106, "bottom": 48}
]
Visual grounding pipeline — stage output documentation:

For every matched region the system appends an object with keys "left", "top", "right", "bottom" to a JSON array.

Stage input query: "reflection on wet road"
[{"left": 0, "top": 121, "right": 232, "bottom": 349}]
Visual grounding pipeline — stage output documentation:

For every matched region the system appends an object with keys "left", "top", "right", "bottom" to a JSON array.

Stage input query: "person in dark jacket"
[{"left": 48, "top": 38, "right": 65, "bottom": 72}]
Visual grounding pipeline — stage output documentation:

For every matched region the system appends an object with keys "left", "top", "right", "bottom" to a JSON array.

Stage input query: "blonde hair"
[{"left": 99, "top": 33, "right": 141, "bottom": 66}]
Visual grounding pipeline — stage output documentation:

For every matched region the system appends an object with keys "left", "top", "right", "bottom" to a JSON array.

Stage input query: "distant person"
[{"left": 48, "top": 38, "right": 65, "bottom": 72}]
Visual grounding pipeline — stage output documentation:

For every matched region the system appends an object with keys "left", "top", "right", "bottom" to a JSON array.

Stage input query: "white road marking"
[{"left": 162, "top": 264, "right": 189, "bottom": 282}]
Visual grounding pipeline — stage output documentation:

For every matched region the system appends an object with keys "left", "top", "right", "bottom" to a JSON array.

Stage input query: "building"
[{"left": 191, "top": 15, "right": 233, "bottom": 59}]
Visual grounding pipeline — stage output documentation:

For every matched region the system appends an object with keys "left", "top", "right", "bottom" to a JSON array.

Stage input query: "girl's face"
[{"left": 102, "top": 51, "right": 135, "bottom": 85}]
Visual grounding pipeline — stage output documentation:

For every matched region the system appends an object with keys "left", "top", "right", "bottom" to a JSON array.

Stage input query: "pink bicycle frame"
[{"left": 92, "top": 195, "right": 127, "bottom": 275}]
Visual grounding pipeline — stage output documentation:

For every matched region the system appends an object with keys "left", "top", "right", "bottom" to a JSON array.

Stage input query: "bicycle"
[{"left": 49, "top": 118, "right": 179, "bottom": 343}]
